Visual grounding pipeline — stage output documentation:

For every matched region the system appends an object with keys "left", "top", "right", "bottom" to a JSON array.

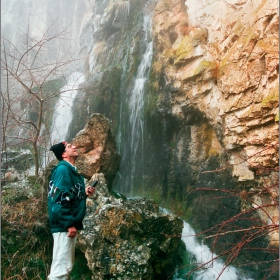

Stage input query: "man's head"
[{"left": 50, "top": 141, "right": 79, "bottom": 162}]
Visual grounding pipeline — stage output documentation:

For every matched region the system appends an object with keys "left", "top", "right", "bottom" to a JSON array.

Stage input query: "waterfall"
[
  {"left": 50, "top": 71, "right": 85, "bottom": 144},
  {"left": 128, "top": 41, "right": 153, "bottom": 182},
  {"left": 174, "top": 221, "right": 254, "bottom": 280},
  {"left": 158, "top": 207, "right": 254, "bottom": 280},
  {"left": 114, "top": 11, "right": 153, "bottom": 194}
]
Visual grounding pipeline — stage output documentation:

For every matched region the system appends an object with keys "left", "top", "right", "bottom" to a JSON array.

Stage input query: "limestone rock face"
[
  {"left": 152, "top": 0, "right": 278, "bottom": 180},
  {"left": 77, "top": 174, "right": 184, "bottom": 280},
  {"left": 152, "top": 0, "right": 278, "bottom": 245},
  {"left": 72, "top": 113, "right": 120, "bottom": 187}
]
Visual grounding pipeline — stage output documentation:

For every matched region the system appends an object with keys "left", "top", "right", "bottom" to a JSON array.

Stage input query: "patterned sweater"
[{"left": 48, "top": 160, "right": 86, "bottom": 233}]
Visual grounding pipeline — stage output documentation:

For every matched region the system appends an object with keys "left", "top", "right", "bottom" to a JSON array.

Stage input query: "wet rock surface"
[{"left": 77, "top": 174, "right": 184, "bottom": 280}]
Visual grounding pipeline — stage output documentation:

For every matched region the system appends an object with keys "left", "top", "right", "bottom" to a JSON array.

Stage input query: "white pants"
[{"left": 48, "top": 232, "right": 77, "bottom": 280}]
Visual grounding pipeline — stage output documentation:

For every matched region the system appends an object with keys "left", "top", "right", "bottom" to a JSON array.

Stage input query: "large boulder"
[
  {"left": 44, "top": 113, "right": 120, "bottom": 197},
  {"left": 72, "top": 113, "right": 120, "bottom": 188},
  {"left": 77, "top": 173, "right": 184, "bottom": 280}
]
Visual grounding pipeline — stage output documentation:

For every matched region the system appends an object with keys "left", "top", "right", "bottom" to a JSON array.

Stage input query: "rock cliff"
[
  {"left": 64, "top": 0, "right": 278, "bottom": 250},
  {"left": 152, "top": 0, "right": 278, "bottom": 178},
  {"left": 151, "top": 0, "right": 278, "bottom": 245},
  {"left": 60, "top": 0, "right": 279, "bottom": 256}
]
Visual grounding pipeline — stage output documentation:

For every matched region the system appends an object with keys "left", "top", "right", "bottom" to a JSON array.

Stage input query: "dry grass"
[
  {"left": 1, "top": 178, "right": 92, "bottom": 279},
  {"left": 1, "top": 182, "right": 52, "bottom": 280}
]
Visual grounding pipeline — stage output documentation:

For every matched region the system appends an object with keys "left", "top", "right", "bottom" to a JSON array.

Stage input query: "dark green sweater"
[{"left": 48, "top": 160, "right": 86, "bottom": 233}]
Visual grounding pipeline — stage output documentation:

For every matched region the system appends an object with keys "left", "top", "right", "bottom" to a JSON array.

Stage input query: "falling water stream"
[
  {"left": 50, "top": 71, "right": 85, "bottom": 144},
  {"left": 114, "top": 12, "right": 153, "bottom": 194},
  {"left": 128, "top": 40, "right": 153, "bottom": 187},
  {"left": 173, "top": 220, "right": 253, "bottom": 280}
]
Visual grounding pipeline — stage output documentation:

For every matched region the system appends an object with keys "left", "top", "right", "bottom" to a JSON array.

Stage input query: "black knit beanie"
[{"left": 50, "top": 141, "right": 67, "bottom": 160}]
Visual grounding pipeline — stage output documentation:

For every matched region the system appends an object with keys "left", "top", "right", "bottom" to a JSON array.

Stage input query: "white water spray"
[
  {"left": 127, "top": 16, "right": 153, "bottom": 191},
  {"left": 160, "top": 209, "right": 253, "bottom": 280},
  {"left": 128, "top": 40, "right": 153, "bottom": 162},
  {"left": 115, "top": 11, "right": 153, "bottom": 194},
  {"left": 50, "top": 71, "right": 85, "bottom": 143},
  {"left": 177, "top": 221, "right": 253, "bottom": 280}
]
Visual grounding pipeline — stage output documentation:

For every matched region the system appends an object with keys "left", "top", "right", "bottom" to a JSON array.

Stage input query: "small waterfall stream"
[
  {"left": 50, "top": 71, "right": 85, "bottom": 143},
  {"left": 174, "top": 221, "right": 253, "bottom": 280},
  {"left": 114, "top": 12, "right": 153, "bottom": 194},
  {"left": 128, "top": 41, "right": 153, "bottom": 188},
  {"left": 157, "top": 207, "right": 254, "bottom": 280}
]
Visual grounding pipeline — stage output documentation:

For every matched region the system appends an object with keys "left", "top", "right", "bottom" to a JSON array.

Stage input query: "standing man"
[{"left": 47, "top": 141, "right": 95, "bottom": 280}]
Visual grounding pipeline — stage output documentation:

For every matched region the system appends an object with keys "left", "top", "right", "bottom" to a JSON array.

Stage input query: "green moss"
[
  {"left": 162, "top": 197, "right": 192, "bottom": 221},
  {"left": 204, "top": 124, "right": 221, "bottom": 157},
  {"left": 144, "top": 91, "right": 158, "bottom": 118},
  {"left": 261, "top": 86, "right": 279, "bottom": 105},
  {"left": 143, "top": 58, "right": 163, "bottom": 118},
  {"left": 32, "top": 78, "right": 64, "bottom": 96},
  {"left": 162, "top": 35, "right": 195, "bottom": 65},
  {"left": 129, "top": 183, "right": 162, "bottom": 204},
  {"left": 193, "top": 60, "right": 216, "bottom": 76},
  {"left": 137, "top": 184, "right": 192, "bottom": 221},
  {"left": 27, "top": 176, "right": 42, "bottom": 190},
  {"left": 70, "top": 249, "right": 93, "bottom": 280},
  {"left": 275, "top": 111, "right": 279, "bottom": 122},
  {"left": 173, "top": 36, "right": 194, "bottom": 63},
  {"left": 69, "top": 66, "right": 122, "bottom": 138}
]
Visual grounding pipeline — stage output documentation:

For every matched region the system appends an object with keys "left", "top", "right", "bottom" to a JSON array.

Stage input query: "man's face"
[{"left": 62, "top": 142, "right": 79, "bottom": 159}]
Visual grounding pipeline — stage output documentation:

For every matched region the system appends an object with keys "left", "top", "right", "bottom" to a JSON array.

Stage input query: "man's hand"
[
  {"left": 86, "top": 186, "right": 95, "bottom": 197},
  {"left": 67, "top": 227, "right": 77, "bottom": 238}
]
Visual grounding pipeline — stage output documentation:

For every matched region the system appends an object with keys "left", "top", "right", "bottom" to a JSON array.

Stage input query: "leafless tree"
[{"left": 1, "top": 21, "right": 84, "bottom": 177}]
